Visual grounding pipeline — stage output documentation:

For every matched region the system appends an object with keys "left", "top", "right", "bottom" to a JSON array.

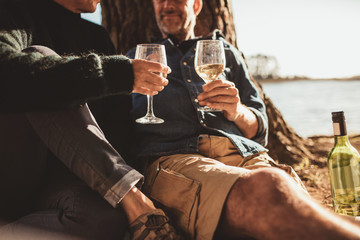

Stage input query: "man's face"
[
  {"left": 152, "top": 0, "right": 199, "bottom": 38},
  {"left": 54, "top": 0, "right": 100, "bottom": 13}
]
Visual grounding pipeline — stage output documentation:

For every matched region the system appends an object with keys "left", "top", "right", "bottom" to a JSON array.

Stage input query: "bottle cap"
[{"left": 332, "top": 111, "right": 345, "bottom": 123}]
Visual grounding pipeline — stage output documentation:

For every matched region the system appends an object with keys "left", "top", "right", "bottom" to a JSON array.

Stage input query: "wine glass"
[
  {"left": 194, "top": 40, "right": 226, "bottom": 112},
  {"left": 135, "top": 44, "right": 167, "bottom": 124}
]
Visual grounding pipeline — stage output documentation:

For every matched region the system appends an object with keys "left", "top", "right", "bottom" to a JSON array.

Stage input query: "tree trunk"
[
  {"left": 101, "top": 0, "right": 238, "bottom": 53},
  {"left": 101, "top": 0, "right": 317, "bottom": 166}
]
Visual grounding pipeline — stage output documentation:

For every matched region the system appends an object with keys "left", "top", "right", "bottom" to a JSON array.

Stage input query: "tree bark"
[
  {"left": 101, "top": 0, "right": 317, "bottom": 166},
  {"left": 101, "top": 0, "right": 237, "bottom": 53}
]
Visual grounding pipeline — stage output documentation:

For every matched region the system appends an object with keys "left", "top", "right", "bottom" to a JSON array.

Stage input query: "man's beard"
[{"left": 160, "top": 24, "right": 183, "bottom": 36}]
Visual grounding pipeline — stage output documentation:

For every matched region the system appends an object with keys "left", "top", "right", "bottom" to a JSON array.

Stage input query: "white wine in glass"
[
  {"left": 135, "top": 44, "right": 167, "bottom": 124},
  {"left": 194, "top": 40, "right": 226, "bottom": 111}
]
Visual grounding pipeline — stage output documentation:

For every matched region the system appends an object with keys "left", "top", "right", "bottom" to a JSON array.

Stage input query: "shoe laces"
[
  {"left": 145, "top": 214, "right": 182, "bottom": 240},
  {"left": 145, "top": 214, "right": 169, "bottom": 229}
]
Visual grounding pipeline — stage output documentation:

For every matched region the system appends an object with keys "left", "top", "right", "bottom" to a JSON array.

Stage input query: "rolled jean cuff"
[{"left": 104, "top": 169, "right": 144, "bottom": 208}]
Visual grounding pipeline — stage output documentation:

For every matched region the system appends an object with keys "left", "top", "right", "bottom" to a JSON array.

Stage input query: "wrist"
[
  {"left": 120, "top": 187, "right": 156, "bottom": 223},
  {"left": 233, "top": 105, "right": 259, "bottom": 139},
  {"left": 232, "top": 104, "right": 246, "bottom": 123}
]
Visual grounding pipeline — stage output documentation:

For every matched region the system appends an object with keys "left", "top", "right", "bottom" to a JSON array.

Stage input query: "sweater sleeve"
[{"left": 0, "top": 7, "right": 134, "bottom": 113}]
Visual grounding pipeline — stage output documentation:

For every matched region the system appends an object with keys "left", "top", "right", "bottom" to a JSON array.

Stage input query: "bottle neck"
[
  {"left": 334, "top": 135, "right": 350, "bottom": 146},
  {"left": 333, "top": 121, "right": 349, "bottom": 145},
  {"left": 333, "top": 121, "right": 347, "bottom": 136}
]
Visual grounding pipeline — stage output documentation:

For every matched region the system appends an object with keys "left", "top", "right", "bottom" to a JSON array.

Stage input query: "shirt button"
[
  {"left": 183, "top": 62, "right": 187, "bottom": 66},
  {"left": 187, "top": 79, "right": 191, "bottom": 82},
  {"left": 194, "top": 99, "right": 199, "bottom": 103}
]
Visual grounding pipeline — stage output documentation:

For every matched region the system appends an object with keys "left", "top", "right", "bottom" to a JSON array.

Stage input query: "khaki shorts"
[{"left": 143, "top": 135, "right": 306, "bottom": 240}]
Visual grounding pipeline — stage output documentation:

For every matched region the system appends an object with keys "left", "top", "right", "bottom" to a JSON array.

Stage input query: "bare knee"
[
  {"left": 218, "top": 168, "right": 295, "bottom": 236},
  {"left": 225, "top": 168, "right": 294, "bottom": 218},
  {"left": 247, "top": 167, "right": 293, "bottom": 201},
  {"left": 217, "top": 168, "right": 293, "bottom": 236}
]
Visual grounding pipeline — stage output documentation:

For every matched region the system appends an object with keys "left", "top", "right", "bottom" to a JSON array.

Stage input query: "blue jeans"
[{"left": 0, "top": 46, "right": 140, "bottom": 239}]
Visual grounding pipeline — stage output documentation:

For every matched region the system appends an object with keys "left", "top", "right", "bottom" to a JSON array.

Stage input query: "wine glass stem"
[{"left": 146, "top": 95, "right": 155, "bottom": 117}]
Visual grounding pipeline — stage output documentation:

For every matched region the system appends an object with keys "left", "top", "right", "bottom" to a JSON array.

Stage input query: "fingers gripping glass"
[
  {"left": 135, "top": 44, "right": 167, "bottom": 124},
  {"left": 194, "top": 40, "right": 226, "bottom": 112}
]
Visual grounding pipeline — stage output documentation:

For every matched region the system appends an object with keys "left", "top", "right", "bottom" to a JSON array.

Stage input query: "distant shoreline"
[
  {"left": 256, "top": 75, "right": 360, "bottom": 84},
  {"left": 308, "top": 133, "right": 360, "bottom": 139}
]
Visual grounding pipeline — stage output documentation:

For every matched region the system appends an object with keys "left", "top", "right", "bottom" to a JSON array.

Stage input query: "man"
[
  {"left": 128, "top": 0, "right": 360, "bottom": 239},
  {"left": 0, "top": 0, "right": 181, "bottom": 239}
]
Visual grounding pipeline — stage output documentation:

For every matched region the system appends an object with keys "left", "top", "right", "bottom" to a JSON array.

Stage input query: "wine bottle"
[{"left": 328, "top": 111, "right": 360, "bottom": 216}]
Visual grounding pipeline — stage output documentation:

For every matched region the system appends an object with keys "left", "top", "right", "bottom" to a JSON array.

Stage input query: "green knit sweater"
[
  {"left": 0, "top": 0, "right": 134, "bottom": 113},
  {"left": 0, "top": 0, "right": 135, "bottom": 158}
]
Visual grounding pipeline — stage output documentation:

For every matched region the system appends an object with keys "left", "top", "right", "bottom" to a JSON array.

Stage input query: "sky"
[{"left": 82, "top": 0, "right": 360, "bottom": 79}]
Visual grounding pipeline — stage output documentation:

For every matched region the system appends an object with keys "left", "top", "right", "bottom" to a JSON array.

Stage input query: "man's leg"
[
  {"left": 0, "top": 114, "right": 48, "bottom": 221},
  {"left": 0, "top": 113, "right": 128, "bottom": 239},
  {"left": 216, "top": 167, "right": 360, "bottom": 240},
  {"left": 0, "top": 174, "right": 128, "bottom": 240},
  {"left": 198, "top": 135, "right": 360, "bottom": 239},
  {"left": 0, "top": 101, "right": 179, "bottom": 239},
  {"left": 25, "top": 84, "right": 181, "bottom": 239}
]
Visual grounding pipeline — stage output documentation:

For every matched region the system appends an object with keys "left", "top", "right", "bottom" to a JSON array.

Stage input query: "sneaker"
[{"left": 129, "top": 209, "right": 184, "bottom": 240}]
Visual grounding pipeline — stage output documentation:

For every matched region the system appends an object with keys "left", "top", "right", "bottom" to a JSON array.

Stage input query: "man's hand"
[
  {"left": 197, "top": 79, "right": 258, "bottom": 139},
  {"left": 197, "top": 79, "right": 241, "bottom": 121},
  {"left": 132, "top": 59, "right": 171, "bottom": 95}
]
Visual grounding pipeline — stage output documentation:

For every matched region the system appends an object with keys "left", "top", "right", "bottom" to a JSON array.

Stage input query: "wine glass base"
[
  {"left": 136, "top": 115, "right": 164, "bottom": 124},
  {"left": 198, "top": 106, "right": 222, "bottom": 112}
]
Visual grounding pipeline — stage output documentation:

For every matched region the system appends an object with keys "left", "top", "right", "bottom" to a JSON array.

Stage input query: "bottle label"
[
  {"left": 333, "top": 123, "right": 340, "bottom": 135},
  {"left": 333, "top": 122, "right": 347, "bottom": 136}
]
